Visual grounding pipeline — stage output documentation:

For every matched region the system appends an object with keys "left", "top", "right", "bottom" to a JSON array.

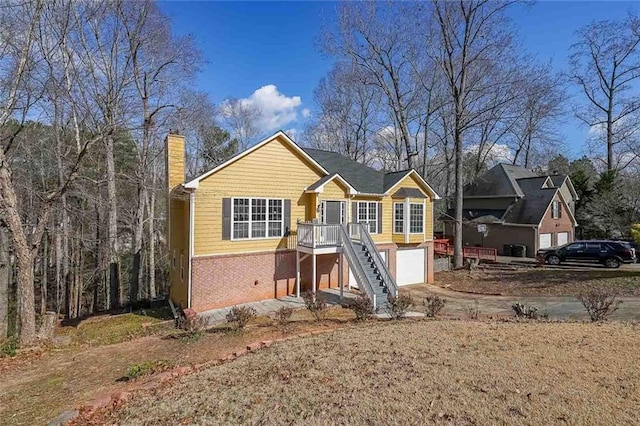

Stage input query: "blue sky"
[{"left": 159, "top": 1, "right": 637, "bottom": 159}]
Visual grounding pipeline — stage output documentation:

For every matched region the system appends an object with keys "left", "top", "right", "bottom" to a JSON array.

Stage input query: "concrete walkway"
[
  {"left": 200, "top": 288, "right": 357, "bottom": 325},
  {"left": 403, "top": 284, "right": 640, "bottom": 321}
]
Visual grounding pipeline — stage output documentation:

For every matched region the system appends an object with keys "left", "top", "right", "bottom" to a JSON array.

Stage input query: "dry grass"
[
  {"left": 436, "top": 268, "right": 640, "bottom": 297},
  {"left": 99, "top": 321, "right": 640, "bottom": 425},
  {"left": 0, "top": 307, "right": 353, "bottom": 426}
]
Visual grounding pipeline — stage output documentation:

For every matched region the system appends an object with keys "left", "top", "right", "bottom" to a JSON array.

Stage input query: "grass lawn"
[
  {"left": 0, "top": 307, "right": 353, "bottom": 426},
  {"left": 435, "top": 267, "right": 640, "bottom": 297},
  {"left": 92, "top": 320, "right": 640, "bottom": 425}
]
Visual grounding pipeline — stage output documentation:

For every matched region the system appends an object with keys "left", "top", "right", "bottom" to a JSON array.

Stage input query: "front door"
[{"left": 323, "top": 201, "right": 343, "bottom": 224}]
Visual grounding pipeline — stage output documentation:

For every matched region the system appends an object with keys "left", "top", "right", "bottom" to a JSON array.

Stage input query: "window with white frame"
[
  {"left": 552, "top": 200, "right": 561, "bottom": 219},
  {"left": 409, "top": 203, "right": 424, "bottom": 233},
  {"left": 233, "top": 198, "right": 284, "bottom": 239},
  {"left": 357, "top": 201, "right": 379, "bottom": 233},
  {"left": 394, "top": 203, "right": 404, "bottom": 233}
]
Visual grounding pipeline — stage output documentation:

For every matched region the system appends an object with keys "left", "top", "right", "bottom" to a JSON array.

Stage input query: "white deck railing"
[{"left": 297, "top": 222, "right": 342, "bottom": 248}]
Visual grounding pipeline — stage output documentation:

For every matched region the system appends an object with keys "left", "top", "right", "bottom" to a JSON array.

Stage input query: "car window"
[
  {"left": 586, "top": 243, "right": 601, "bottom": 250},
  {"left": 565, "top": 243, "right": 584, "bottom": 250}
]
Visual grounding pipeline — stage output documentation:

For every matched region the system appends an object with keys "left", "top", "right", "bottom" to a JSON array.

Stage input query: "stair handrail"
[
  {"left": 356, "top": 223, "right": 399, "bottom": 298},
  {"left": 339, "top": 224, "right": 377, "bottom": 307}
]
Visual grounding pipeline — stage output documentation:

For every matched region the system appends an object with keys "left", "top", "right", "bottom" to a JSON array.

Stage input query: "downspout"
[{"left": 188, "top": 191, "right": 195, "bottom": 309}]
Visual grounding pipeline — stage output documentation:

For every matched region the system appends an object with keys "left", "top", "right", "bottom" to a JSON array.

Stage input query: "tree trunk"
[
  {"left": 453, "top": 124, "right": 464, "bottom": 269},
  {"left": 41, "top": 231, "right": 47, "bottom": 315},
  {"left": 105, "top": 134, "right": 121, "bottom": 308},
  {"left": 55, "top": 219, "right": 62, "bottom": 315},
  {"left": 148, "top": 167, "right": 157, "bottom": 299},
  {"left": 0, "top": 226, "right": 9, "bottom": 340},
  {"left": 130, "top": 185, "right": 145, "bottom": 304}
]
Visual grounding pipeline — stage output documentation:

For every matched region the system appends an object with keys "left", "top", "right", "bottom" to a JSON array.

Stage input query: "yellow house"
[{"left": 166, "top": 130, "right": 440, "bottom": 312}]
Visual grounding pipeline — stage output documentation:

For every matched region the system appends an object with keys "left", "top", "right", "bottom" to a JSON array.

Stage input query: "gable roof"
[
  {"left": 184, "top": 131, "right": 328, "bottom": 189},
  {"left": 183, "top": 131, "right": 439, "bottom": 198},
  {"left": 305, "top": 173, "right": 357, "bottom": 195},
  {"left": 302, "top": 148, "right": 439, "bottom": 198},
  {"left": 465, "top": 163, "right": 537, "bottom": 198},
  {"left": 392, "top": 187, "right": 427, "bottom": 199}
]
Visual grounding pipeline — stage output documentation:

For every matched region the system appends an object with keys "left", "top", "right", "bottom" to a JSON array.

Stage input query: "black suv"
[{"left": 537, "top": 240, "right": 637, "bottom": 268}]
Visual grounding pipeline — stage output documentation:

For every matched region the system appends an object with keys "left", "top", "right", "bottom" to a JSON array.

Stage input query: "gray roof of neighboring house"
[
  {"left": 456, "top": 163, "right": 571, "bottom": 225},
  {"left": 302, "top": 148, "right": 416, "bottom": 195},
  {"left": 464, "top": 163, "right": 537, "bottom": 198}
]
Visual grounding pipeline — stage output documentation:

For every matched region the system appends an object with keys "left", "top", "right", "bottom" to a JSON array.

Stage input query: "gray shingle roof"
[
  {"left": 306, "top": 174, "right": 338, "bottom": 191},
  {"left": 465, "top": 163, "right": 537, "bottom": 197},
  {"left": 391, "top": 187, "right": 426, "bottom": 199},
  {"left": 458, "top": 164, "right": 564, "bottom": 225},
  {"left": 302, "top": 148, "right": 419, "bottom": 196}
]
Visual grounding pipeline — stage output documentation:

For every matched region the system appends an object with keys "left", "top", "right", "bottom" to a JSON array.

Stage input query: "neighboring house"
[
  {"left": 443, "top": 163, "right": 578, "bottom": 257},
  {"left": 166, "top": 130, "right": 440, "bottom": 312}
]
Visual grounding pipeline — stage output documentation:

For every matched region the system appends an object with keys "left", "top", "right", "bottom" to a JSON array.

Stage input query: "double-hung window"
[
  {"left": 232, "top": 198, "right": 284, "bottom": 239},
  {"left": 394, "top": 203, "right": 404, "bottom": 233},
  {"left": 357, "top": 201, "right": 379, "bottom": 234},
  {"left": 409, "top": 203, "right": 424, "bottom": 233}
]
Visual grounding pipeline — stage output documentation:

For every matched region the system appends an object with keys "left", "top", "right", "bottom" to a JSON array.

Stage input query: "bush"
[
  {"left": 577, "top": 291, "right": 622, "bottom": 322},
  {"left": 177, "top": 308, "right": 206, "bottom": 339},
  {"left": 0, "top": 336, "right": 18, "bottom": 358},
  {"left": 226, "top": 306, "right": 257, "bottom": 330},
  {"left": 302, "top": 291, "right": 327, "bottom": 321},
  {"left": 466, "top": 300, "right": 480, "bottom": 320},
  {"left": 386, "top": 293, "right": 412, "bottom": 320},
  {"left": 274, "top": 306, "right": 294, "bottom": 329},
  {"left": 347, "top": 294, "right": 376, "bottom": 321},
  {"left": 424, "top": 296, "right": 446, "bottom": 318},
  {"left": 125, "top": 359, "right": 170, "bottom": 380},
  {"left": 512, "top": 302, "right": 540, "bottom": 319}
]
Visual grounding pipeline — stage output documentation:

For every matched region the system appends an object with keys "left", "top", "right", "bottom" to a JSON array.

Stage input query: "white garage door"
[
  {"left": 557, "top": 232, "right": 569, "bottom": 246},
  {"left": 539, "top": 233, "right": 552, "bottom": 249},
  {"left": 396, "top": 248, "right": 426, "bottom": 286},
  {"left": 349, "top": 251, "right": 386, "bottom": 288}
]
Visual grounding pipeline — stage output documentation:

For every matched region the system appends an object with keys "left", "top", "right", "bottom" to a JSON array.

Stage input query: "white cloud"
[
  {"left": 302, "top": 108, "right": 311, "bottom": 118},
  {"left": 237, "top": 85, "right": 303, "bottom": 132},
  {"left": 465, "top": 143, "right": 513, "bottom": 164}
]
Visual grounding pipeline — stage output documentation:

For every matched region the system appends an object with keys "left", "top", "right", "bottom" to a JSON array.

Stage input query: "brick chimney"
[{"left": 165, "top": 130, "right": 185, "bottom": 191}]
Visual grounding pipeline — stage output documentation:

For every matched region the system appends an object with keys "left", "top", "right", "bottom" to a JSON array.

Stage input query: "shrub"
[
  {"left": 347, "top": 294, "right": 376, "bottom": 321},
  {"left": 274, "top": 306, "right": 294, "bottom": 329},
  {"left": 125, "top": 360, "right": 170, "bottom": 380},
  {"left": 226, "top": 306, "right": 257, "bottom": 330},
  {"left": 512, "top": 302, "right": 539, "bottom": 319},
  {"left": 466, "top": 300, "right": 480, "bottom": 320},
  {"left": 177, "top": 308, "right": 206, "bottom": 339},
  {"left": 0, "top": 336, "right": 18, "bottom": 358},
  {"left": 386, "top": 293, "right": 412, "bottom": 320},
  {"left": 302, "top": 291, "right": 327, "bottom": 321},
  {"left": 577, "top": 291, "right": 622, "bottom": 322},
  {"left": 424, "top": 296, "right": 446, "bottom": 318}
]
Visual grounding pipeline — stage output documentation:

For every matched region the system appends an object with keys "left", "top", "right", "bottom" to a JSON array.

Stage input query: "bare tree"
[
  {"left": 221, "top": 98, "right": 263, "bottom": 151},
  {"left": 511, "top": 63, "right": 565, "bottom": 168},
  {"left": 569, "top": 12, "right": 640, "bottom": 171},
  {"left": 324, "top": 2, "right": 423, "bottom": 169},
  {"left": 0, "top": 224, "right": 8, "bottom": 340},
  {"left": 431, "top": 0, "right": 521, "bottom": 268},
  {"left": 304, "top": 61, "right": 382, "bottom": 164}
]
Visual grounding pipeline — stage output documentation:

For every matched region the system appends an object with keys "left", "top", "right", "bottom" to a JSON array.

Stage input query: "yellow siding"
[
  {"left": 166, "top": 134, "right": 185, "bottom": 190},
  {"left": 168, "top": 194, "right": 190, "bottom": 308},
  {"left": 193, "top": 136, "right": 323, "bottom": 255}
]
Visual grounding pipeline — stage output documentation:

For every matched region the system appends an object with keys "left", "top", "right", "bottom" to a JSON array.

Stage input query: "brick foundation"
[{"left": 190, "top": 242, "right": 431, "bottom": 311}]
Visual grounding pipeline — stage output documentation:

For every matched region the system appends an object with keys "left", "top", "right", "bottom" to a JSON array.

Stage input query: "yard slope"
[{"left": 99, "top": 321, "right": 640, "bottom": 425}]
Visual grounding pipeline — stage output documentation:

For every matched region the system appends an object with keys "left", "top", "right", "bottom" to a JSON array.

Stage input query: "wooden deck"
[{"left": 434, "top": 239, "right": 497, "bottom": 262}]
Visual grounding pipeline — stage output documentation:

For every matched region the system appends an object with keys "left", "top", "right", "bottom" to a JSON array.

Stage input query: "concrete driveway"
[{"left": 402, "top": 283, "right": 640, "bottom": 321}]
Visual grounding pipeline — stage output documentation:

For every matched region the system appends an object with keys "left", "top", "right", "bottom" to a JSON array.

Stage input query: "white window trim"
[
  {"left": 357, "top": 201, "right": 379, "bottom": 234},
  {"left": 231, "top": 197, "right": 286, "bottom": 241},
  {"left": 409, "top": 203, "right": 424, "bottom": 234},
  {"left": 552, "top": 200, "right": 561, "bottom": 219},
  {"left": 393, "top": 202, "right": 404, "bottom": 234}
]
